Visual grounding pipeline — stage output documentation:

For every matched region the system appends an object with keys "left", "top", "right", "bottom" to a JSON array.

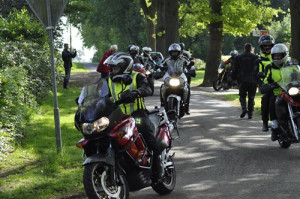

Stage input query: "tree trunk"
[
  {"left": 290, "top": 0, "right": 300, "bottom": 62},
  {"left": 156, "top": 0, "right": 166, "bottom": 56},
  {"left": 202, "top": 0, "right": 223, "bottom": 87},
  {"left": 140, "top": 0, "right": 158, "bottom": 51},
  {"left": 165, "top": 0, "right": 179, "bottom": 55}
]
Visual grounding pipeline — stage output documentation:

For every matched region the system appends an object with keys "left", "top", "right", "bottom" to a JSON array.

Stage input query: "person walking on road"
[
  {"left": 62, "top": 43, "right": 77, "bottom": 89},
  {"left": 232, "top": 43, "right": 259, "bottom": 119},
  {"left": 96, "top": 44, "right": 118, "bottom": 78}
]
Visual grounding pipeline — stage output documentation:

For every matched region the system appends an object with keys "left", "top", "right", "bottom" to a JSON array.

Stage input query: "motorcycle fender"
[
  {"left": 167, "top": 95, "right": 181, "bottom": 103},
  {"left": 83, "top": 153, "right": 114, "bottom": 166}
]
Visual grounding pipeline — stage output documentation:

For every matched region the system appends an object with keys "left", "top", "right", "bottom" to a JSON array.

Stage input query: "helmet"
[
  {"left": 132, "top": 63, "right": 146, "bottom": 75},
  {"left": 142, "top": 47, "right": 152, "bottom": 57},
  {"left": 258, "top": 35, "right": 275, "bottom": 54},
  {"left": 168, "top": 43, "right": 181, "bottom": 59},
  {"left": 178, "top": 43, "right": 185, "bottom": 52},
  {"left": 130, "top": 45, "right": 139, "bottom": 57},
  {"left": 128, "top": 44, "right": 133, "bottom": 53},
  {"left": 271, "top": 43, "right": 289, "bottom": 67},
  {"left": 230, "top": 50, "right": 238, "bottom": 57},
  {"left": 105, "top": 52, "right": 133, "bottom": 81}
]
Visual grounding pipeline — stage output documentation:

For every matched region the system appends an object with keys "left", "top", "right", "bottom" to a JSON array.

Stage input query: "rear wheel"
[
  {"left": 213, "top": 78, "right": 222, "bottom": 91},
  {"left": 83, "top": 163, "right": 129, "bottom": 199},
  {"left": 152, "top": 156, "right": 176, "bottom": 195}
]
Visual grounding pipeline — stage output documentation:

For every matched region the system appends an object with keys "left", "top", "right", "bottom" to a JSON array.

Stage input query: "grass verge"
[{"left": 0, "top": 85, "right": 85, "bottom": 199}]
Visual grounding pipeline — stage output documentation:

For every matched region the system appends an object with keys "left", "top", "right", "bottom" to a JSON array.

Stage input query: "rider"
[
  {"left": 105, "top": 52, "right": 164, "bottom": 178},
  {"left": 141, "top": 47, "right": 154, "bottom": 67},
  {"left": 260, "top": 43, "right": 290, "bottom": 141},
  {"left": 220, "top": 50, "right": 238, "bottom": 88},
  {"left": 257, "top": 35, "right": 275, "bottom": 132},
  {"left": 178, "top": 43, "right": 196, "bottom": 85},
  {"left": 129, "top": 45, "right": 144, "bottom": 65},
  {"left": 162, "top": 43, "right": 191, "bottom": 114}
]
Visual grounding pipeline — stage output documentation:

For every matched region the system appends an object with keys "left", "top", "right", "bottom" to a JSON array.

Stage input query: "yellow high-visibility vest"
[{"left": 108, "top": 72, "right": 145, "bottom": 114}]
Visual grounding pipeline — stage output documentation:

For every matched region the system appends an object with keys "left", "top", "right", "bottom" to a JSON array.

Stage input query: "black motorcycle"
[{"left": 213, "top": 62, "right": 237, "bottom": 91}]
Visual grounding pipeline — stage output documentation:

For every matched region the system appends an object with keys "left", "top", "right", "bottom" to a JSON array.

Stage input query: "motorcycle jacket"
[
  {"left": 162, "top": 55, "right": 189, "bottom": 73},
  {"left": 108, "top": 72, "right": 151, "bottom": 114},
  {"left": 232, "top": 52, "right": 259, "bottom": 84}
]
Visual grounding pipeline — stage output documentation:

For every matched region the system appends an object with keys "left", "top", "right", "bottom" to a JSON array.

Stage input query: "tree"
[
  {"left": 290, "top": 0, "right": 300, "bottom": 62},
  {"left": 180, "top": 0, "right": 280, "bottom": 86},
  {"left": 140, "top": 0, "right": 158, "bottom": 50},
  {"left": 203, "top": 0, "right": 222, "bottom": 87},
  {"left": 165, "top": 0, "right": 179, "bottom": 55},
  {"left": 156, "top": 0, "right": 166, "bottom": 55}
]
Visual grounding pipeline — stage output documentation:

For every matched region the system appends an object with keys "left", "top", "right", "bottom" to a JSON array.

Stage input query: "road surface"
[{"left": 76, "top": 63, "right": 300, "bottom": 199}]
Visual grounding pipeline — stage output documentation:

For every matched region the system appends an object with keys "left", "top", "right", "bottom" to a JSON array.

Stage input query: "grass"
[
  {"left": 72, "top": 62, "right": 89, "bottom": 72},
  {"left": 191, "top": 70, "right": 204, "bottom": 85},
  {"left": 0, "top": 85, "right": 85, "bottom": 199}
]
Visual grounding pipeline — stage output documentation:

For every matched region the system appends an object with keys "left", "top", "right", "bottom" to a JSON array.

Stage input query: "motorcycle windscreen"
[
  {"left": 77, "top": 79, "right": 113, "bottom": 122},
  {"left": 279, "top": 65, "right": 300, "bottom": 88},
  {"left": 167, "top": 63, "right": 184, "bottom": 77}
]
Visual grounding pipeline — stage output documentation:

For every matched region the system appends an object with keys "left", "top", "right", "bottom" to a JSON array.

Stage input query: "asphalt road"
[{"left": 79, "top": 63, "right": 300, "bottom": 199}]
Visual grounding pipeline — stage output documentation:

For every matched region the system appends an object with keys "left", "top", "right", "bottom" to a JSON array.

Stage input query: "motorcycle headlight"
[
  {"left": 169, "top": 78, "right": 180, "bottom": 87},
  {"left": 82, "top": 117, "right": 110, "bottom": 135},
  {"left": 288, "top": 87, "right": 299, "bottom": 96}
]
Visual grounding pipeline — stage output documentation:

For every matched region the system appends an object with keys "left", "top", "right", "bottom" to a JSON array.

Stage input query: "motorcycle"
[
  {"left": 133, "top": 63, "right": 156, "bottom": 96},
  {"left": 271, "top": 65, "right": 300, "bottom": 148},
  {"left": 213, "top": 62, "right": 237, "bottom": 91},
  {"left": 160, "top": 63, "right": 189, "bottom": 124},
  {"left": 74, "top": 80, "right": 176, "bottom": 199}
]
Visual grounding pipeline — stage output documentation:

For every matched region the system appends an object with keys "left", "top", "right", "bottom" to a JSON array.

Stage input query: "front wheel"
[
  {"left": 83, "top": 162, "right": 129, "bottom": 199},
  {"left": 152, "top": 156, "right": 176, "bottom": 195},
  {"left": 212, "top": 78, "right": 222, "bottom": 91},
  {"left": 167, "top": 97, "right": 178, "bottom": 121}
]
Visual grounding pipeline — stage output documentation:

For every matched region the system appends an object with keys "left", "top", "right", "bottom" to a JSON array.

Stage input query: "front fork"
[{"left": 287, "top": 103, "right": 299, "bottom": 140}]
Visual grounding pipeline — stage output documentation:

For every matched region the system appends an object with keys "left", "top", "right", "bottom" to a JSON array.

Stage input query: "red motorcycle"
[{"left": 74, "top": 80, "right": 176, "bottom": 199}]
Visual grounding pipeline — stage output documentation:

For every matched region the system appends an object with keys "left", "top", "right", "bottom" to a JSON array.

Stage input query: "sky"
[{"left": 59, "top": 17, "right": 96, "bottom": 63}]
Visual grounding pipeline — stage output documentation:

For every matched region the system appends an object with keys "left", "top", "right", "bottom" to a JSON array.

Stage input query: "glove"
[
  {"left": 258, "top": 72, "right": 266, "bottom": 78},
  {"left": 120, "top": 90, "right": 139, "bottom": 103}
]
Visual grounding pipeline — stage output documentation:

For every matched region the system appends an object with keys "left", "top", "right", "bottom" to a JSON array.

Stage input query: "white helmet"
[
  {"left": 271, "top": 43, "right": 289, "bottom": 66},
  {"left": 142, "top": 47, "right": 152, "bottom": 57}
]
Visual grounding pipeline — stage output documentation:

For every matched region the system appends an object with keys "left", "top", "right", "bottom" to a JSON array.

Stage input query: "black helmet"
[
  {"left": 168, "top": 43, "right": 181, "bottom": 59},
  {"left": 104, "top": 52, "right": 133, "bottom": 82},
  {"left": 258, "top": 35, "right": 275, "bottom": 54}
]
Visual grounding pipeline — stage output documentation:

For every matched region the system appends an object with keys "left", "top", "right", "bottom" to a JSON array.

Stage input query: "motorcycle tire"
[
  {"left": 278, "top": 139, "right": 291, "bottom": 149},
  {"left": 167, "top": 97, "right": 178, "bottom": 121},
  {"left": 213, "top": 78, "right": 222, "bottom": 91},
  {"left": 152, "top": 156, "right": 176, "bottom": 195},
  {"left": 83, "top": 162, "right": 129, "bottom": 199}
]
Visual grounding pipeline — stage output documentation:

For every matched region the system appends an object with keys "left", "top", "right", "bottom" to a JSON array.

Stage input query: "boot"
[
  {"left": 248, "top": 111, "right": 253, "bottom": 119},
  {"left": 262, "top": 122, "right": 269, "bottom": 132},
  {"left": 239, "top": 98, "right": 248, "bottom": 118},
  {"left": 247, "top": 98, "right": 254, "bottom": 119},
  {"left": 152, "top": 155, "right": 164, "bottom": 179},
  {"left": 185, "top": 103, "right": 190, "bottom": 115}
]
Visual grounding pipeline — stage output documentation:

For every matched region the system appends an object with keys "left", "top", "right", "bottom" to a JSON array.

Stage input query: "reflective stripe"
[{"left": 108, "top": 72, "right": 145, "bottom": 114}]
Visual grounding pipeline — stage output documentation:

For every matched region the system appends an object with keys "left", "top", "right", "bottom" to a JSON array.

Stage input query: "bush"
[{"left": 194, "top": 58, "right": 206, "bottom": 70}]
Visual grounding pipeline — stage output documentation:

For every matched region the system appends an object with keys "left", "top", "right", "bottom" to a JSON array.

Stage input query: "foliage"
[
  {"left": 0, "top": 86, "right": 84, "bottom": 199},
  {"left": 179, "top": 0, "right": 280, "bottom": 38},
  {"left": 269, "top": 13, "right": 291, "bottom": 43},
  {"left": 66, "top": 0, "right": 146, "bottom": 61},
  {"left": 0, "top": 8, "right": 47, "bottom": 43}
]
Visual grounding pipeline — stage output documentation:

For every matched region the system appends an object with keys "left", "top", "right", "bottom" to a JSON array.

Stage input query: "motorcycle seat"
[{"left": 148, "top": 113, "right": 160, "bottom": 136}]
